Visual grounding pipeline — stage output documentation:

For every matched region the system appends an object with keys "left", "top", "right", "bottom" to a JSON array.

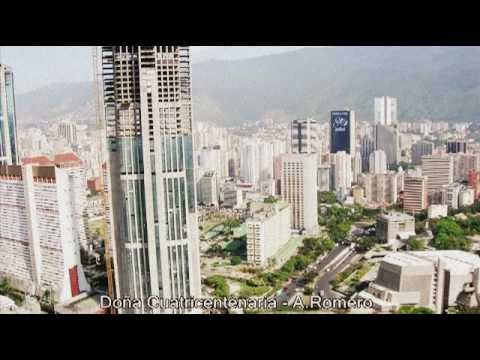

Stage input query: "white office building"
[
  {"left": 369, "top": 150, "right": 387, "bottom": 175},
  {"left": 281, "top": 154, "right": 318, "bottom": 234},
  {"left": 246, "top": 201, "right": 291, "bottom": 267},
  {"left": 375, "top": 96, "right": 397, "bottom": 126}
]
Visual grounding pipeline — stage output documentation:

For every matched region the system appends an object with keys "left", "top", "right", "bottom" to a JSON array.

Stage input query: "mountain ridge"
[{"left": 15, "top": 46, "right": 480, "bottom": 128}]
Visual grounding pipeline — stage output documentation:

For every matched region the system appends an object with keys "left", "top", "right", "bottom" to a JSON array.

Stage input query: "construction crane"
[{"left": 91, "top": 46, "right": 116, "bottom": 312}]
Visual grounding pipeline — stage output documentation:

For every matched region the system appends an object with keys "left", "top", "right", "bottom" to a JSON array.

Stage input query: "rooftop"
[
  {"left": 379, "top": 212, "right": 415, "bottom": 222},
  {"left": 383, "top": 251, "right": 480, "bottom": 274}
]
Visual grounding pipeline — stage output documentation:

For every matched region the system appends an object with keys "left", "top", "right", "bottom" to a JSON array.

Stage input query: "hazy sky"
[{"left": 1, "top": 46, "right": 314, "bottom": 94}]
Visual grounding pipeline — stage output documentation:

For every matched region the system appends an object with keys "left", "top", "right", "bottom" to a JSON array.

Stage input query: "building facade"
[
  {"left": 330, "top": 110, "right": 356, "bottom": 155},
  {"left": 246, "top": 201, "right": 291, "bottom": 267},
  {"left": 374, "top": 96, "right": 397, "bottom": 126},
  {"left": 102, "top": 46, "right": 201, "bottom": 313},
  {"left": 281, "top": 154, "right": 318, "bottom": 234},
  {"left": 0, "top": 164, "right": 90, "bottom": 303},
  {"left": 403, "top": 176, "right": 428, "bottom": 215},
  {"left": 0, "top": 64, "right": 19, "bottom": 165}
]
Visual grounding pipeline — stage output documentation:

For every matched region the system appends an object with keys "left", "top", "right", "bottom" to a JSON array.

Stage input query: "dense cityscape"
[{"left": 1, "top": 46, "right": 480, "bottom": 315}]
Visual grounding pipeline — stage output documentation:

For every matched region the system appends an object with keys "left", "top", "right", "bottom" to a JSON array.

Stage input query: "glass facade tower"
[
  {"left": 0, "top": 64, "right": 19, "bottom": 165},
  {"left": 101, "top": 46, "right": 201, "bottom": 313}
]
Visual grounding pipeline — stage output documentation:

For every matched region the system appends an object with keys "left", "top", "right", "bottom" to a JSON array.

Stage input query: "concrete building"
[
  {"left": 376, "top": 212, "right": 416, "bottom": 250},
  {"left": 101, "top": 46, "right": 201, "bottom": 313},
  {"left": 359, "top": 251, "right": 480, "bottom": 313},
  {"left": 374, "top": 96, "right": 397, "bottom": 126},
  {"left": 246, "top": 201, "right": 291, "bottom": 267},
  {"left": 290, "top": 118, "right": 319, "bottom": 154},
  {"left": 447, "top": 140, "right": 467, "bottom": 154},
  {"left": 459, "top": 188, "right": 475, "bottom": 208},
  {"left": 440, "top": 183, "right": 462, "bottom": 210},
  {"left": 359, "top": 173, "right": 398, "bottom": 208},
  {"left": 198, "top": 171, "right": 218, "bottom": 207},
  {"left": 403, "top": 176, "right": 428, "bottom": 215},
  {"left": 330, "top": 110, "right": 356, "bottom": 155},
  {"left": 422, "top": 155, "right": 453, "bottom": 194},
  {"left": 375, "top": 124, "right": 399, "bottom": 167},
  {"left": 0, "top": 164, "right": 91, "bottom": 303},
  {"left": 281, "top": 154, "right": 318, "bottom": 234},
  {"left": 369, "top": 150, "right": 387, "bottom": 175},
  {"left": 361, "top": 135, "right": 376, "bottom": 173},
  {"left": 0, "top": 64, "right": 19, "bottom": 165},
  {"left": 453, "top": 153, "right": 480, "bottom": 182},
  {"left": 22, "top": 153, "right": 89, "bottom": 250},
  {"left": 352, "top": 152, "right": 363, "bottom": 184},
  {"left": 333, "top": 151, "right": 352, "bottom": 200},
  {"left": 57, "top": 121, "right": 78, "bottom": 146},
  {"left": 411, "top": 141, "right": 434, "bottom": 166},
  {"left": 428, "top": 204, "right": 448, "bottom": 219},
  {"left": 317, "top": 165, "right": 330, "bottom": 192}
]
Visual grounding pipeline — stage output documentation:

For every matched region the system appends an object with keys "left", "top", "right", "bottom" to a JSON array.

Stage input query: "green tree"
[
  {"left": 407, "top": 237, "right": 425, "bottom": 251},
  {"left": 230, "top": 256, "right": 242, "bottom": 266},
  {"left": 318, "top": 191, "right": 337, "bottom": 205},
  {"left": 353, "top": 236, "right": 377, "bottom": 253},
  {"left": 397, "top": 306, "right": 434, "bottom": 314},
  {"left": 264, "top": 196, "right": 278, "bottom": 204}
]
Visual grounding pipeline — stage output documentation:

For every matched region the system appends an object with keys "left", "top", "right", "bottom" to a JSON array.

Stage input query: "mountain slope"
[{"left": 15, "top": 46, "right": 480, "bottom": 128}]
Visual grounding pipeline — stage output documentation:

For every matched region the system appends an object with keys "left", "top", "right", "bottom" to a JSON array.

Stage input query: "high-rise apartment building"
[
  {"left": 281, "top": 154, "right": 318, "bottom": 234},
  {"left": 359, "top": 172, "right": 398, "bottom": 208},
  {"left": 333, "top": 151, "right": 352, "bottom": 200},
  {"left": 447, "top": 140, "right": 467, "bottom": 154},
  {"left": 57, "top": 121, "right": 78, "bottom": 146},
  {"left": 197, "top": 171, "right": 218, "bottom": 207},
  {"left": 369, "top": 150, "right": 387, "bottom": 175},
  {"left": 421, "top": 155, "right": 454, "bottom": 194},
  {"left": 330, "top": 110, "right": 356, "bottom": 155},
  {"left": 360, "top": 135, "right": 375, "bottom": 172},
  {"left": 290, "top": 118, "right": 319, "bottom": 154},
  {"left": 0, "top": 64, "right": 19, "bottom": 165},
  {"left": 411, "top": 141, "right": 434, "bottom": 166},
  {"left": 403, "top": 176, "right": 428, "bottom": 215},
  {"left": 0, "top": 164, "right": 91, "bottom": 303},
  {"left": 101, "top": 46, "right": 201, "bottom": 313},
  {"left": 246, "top": 201, "right": 291, "bottom": 267},
  {"left": 375, "top": 124, "right": 399, "bottom": 167},
  {"left": 374, "top": 96, "right": 397, "bottom": 126},
  {"left": 452, "top": 153, "right": 480, "bottom": 182}
]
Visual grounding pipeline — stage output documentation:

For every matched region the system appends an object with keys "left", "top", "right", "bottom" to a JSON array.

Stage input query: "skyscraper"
[
  {"left": 330, "top": 110, "right": 356, "bottom": 155},
  {"left": 403, "top": 176, "right": 428, "bottom": 215},
  {"left": 421, "top": 155, "right": 454, "bottom": 195},
  {"left": 281, "top": 154, "right": 318, "bottom": 234},
  {"left": 101, "top": 46, "right": 201, "bottom": 313},
  {"left": 374, "top": 96, "right": 397, "bottom": 126},
  {"left": 361, "top": 135, "right": 375, "bottom": 173},
  {"left": 411, "top": 140, "right": 434, "bottom": 166},
  {"left": 333, "top": 151, "right": 352, "bottom": 200},
  {"left": 0, "top": 64, "right": 19, "bottom": 165},
  {"left": 290, "top": 118, "right": 319, "bottom": 154},
  {"left": 375, "top": 124, "right": 399, "bottom": 167},
  {"left": 447, "top": 140, "right": 467, "bottom": 154},
  {"left": 369, "top": 150, "right": 387, "bottom": 175}
]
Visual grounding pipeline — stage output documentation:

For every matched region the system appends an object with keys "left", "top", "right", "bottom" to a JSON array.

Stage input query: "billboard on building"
[{"left": 330, "top": 111, "right": 351, "bottom": 154}]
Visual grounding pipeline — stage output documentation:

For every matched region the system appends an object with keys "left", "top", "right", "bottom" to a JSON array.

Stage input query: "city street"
[{"left": 275, "top": 244, "right": 356, "bottom": 305}]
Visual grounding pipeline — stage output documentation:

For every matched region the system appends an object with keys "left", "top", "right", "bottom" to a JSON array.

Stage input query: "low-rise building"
[
  {"left": 459, "top": 188, "right": 475, "bottom": 208},
  {"left": 428, "top": 204, "right": 448, "bottom": 219},
  {"left": 376, "top": 212, "right": 416, "bottom": 250},
  {"left": 359, "top": 251, "right": 480, "bottom": 313}
]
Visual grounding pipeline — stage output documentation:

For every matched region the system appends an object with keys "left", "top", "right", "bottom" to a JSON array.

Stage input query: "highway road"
[{"left": 275, "top": 244, "right": 355, "bottom": 305}]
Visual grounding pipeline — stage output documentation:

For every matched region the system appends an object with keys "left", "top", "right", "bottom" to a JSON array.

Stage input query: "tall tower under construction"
[{"left": 101, "top": 46, "right": 201, "bottom": 313}]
